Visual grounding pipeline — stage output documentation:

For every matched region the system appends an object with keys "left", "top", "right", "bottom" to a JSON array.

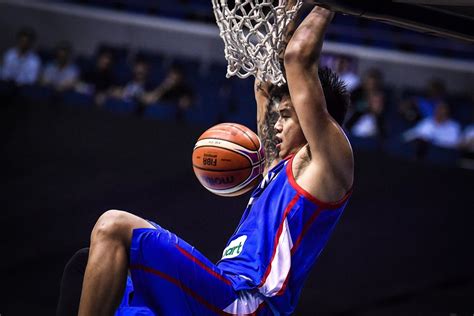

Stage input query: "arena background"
[{"left": 1, "top": 0, "right": 474, "bottom": 315}]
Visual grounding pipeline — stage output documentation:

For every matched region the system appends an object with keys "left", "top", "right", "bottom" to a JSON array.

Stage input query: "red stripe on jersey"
[
  {"left": 275, "top": 207, "right": 323, "bottom": 296},
  {"left": 175, "top": 244, "right": 232, "bottom": 286},
  {"left": 275, "top": 271, "right": 291, "bottom": 296},
  {"left": 130, "top": 264, "right": 232, "bottom": 315},
  {"left": 258, "top": 194, "right": 299, "bottom": 288},
  {"left": 286, "top": 157, "right": 352, "bottom": 209},
  {"left": 131, "top": 264, "right": 266, "bottom": 315},
  {"left": 291, "top": 206, "right": 324, "bottom": 255}
]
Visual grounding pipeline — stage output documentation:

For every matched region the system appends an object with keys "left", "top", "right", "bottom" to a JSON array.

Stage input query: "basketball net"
[{"left": 212, "top": 0, "right": 303, "bottom": 86}]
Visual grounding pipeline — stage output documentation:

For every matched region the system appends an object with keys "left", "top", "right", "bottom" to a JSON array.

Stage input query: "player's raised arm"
[
  {"left": 284, "top": 6, "right": 353, "bottom": 198},
  {"left": 284, "top": 6, "right": 334, "bottom": 150}
]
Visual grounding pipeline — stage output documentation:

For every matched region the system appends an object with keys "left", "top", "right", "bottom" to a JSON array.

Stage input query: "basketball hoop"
[{"left": 212, "top": 0, "right": 303, "bottom": 86}]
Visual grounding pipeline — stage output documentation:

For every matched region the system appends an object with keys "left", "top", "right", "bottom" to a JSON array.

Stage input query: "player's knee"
[{"left": 91, "top": 209, "right": 131, "bottom": 244}]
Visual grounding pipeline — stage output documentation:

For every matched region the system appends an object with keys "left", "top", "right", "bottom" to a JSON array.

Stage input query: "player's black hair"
[
  {"left": 318, "top": 66, "right": 350, "bottom": 126},
  {"left": 269, "top": 67, "right": 350, "bottom": 126}
]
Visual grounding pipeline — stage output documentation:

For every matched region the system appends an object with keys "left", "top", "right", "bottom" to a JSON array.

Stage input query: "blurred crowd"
[
  {"left": 323, "top": 54, "right": 474, "bottom": 165},
  {"left": 2, "top": 27, "right": 474, "bottom": 168},
  {"left": 0, "top": 28, "right": 195, "bottom": 119}
]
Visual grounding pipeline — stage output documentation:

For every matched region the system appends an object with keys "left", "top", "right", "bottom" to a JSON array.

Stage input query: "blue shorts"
[{"left": 123, "top": 222, "right": 271, "bottom": 315}]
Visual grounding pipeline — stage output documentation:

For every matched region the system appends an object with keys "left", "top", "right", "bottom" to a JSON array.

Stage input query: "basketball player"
[{"left": 77, "top": 6, "right": 353, "bottom": 315}]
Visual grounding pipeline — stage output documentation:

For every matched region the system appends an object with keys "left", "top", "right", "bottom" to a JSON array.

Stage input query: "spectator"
[
  {"left": 141, "top": 64, "right": 194, "bottom": 115},
  {"left": 399, "top": 79, "right": 446, "bottom": 123},
  {"left": 346, "top": 68, "right": 385, "bottom": 128},
  {"left": 460, "top": 124, "right": 474, "bottom": 153},
  {"left": 403, "top": 102, "right": 461, "bottom": 153},
  {"left": 459, "top": 105, "right": 474, "bottom": 162},
  {"left": 1, "top": 27, "right": 41, "bottom": 85},
  {"left": 334, "top": 55, "right": 360, "bottom": 92},
  {"left": 76, "top": 49, "right": 116, "bottom": 105},
  {"left": 351, "top": 90, "right": 387, "bottom": 138},
  {"left": 40, "top": 41, "right": 79, "bottom": 91},
  {"left": 109, "top": 58, "right": 151, "bottom": 101}
]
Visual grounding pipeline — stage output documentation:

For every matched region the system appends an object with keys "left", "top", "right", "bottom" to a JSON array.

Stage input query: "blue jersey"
[
  {"left": 217, "top": 156, "right": 352, "bottom": 314},
  {"left": 121, "top": 155, "right": 351, "bottom": 315}
]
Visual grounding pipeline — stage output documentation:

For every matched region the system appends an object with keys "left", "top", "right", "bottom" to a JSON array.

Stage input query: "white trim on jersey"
[
  {"left": 223, "top": 290, "right": 264, "bottom": 314},
  {"left": 259, "top": 218, "right": 293, "bottom": 297}
]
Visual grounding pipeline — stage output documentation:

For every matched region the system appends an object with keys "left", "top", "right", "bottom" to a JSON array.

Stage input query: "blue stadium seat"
[
  {"left": 347, "top": 134, "right": 381, "bottom": 151},
  {"left": 0, "top": 80, "right": 15, "bottom": 97},
  {"left": 364, "top": 20, "right": 397, "bottom": 49},
  {"left": 426, "top": 145, "right": 460, "bottom": 166},
  {"left": 37, "top": 48, "right": 55, "bottom": 64},
  {"left": 187, "top": 1, "right": 212, "bottom": 18},
  {"left": 103, "top": 97, "right": 138, "bottom": 115},
  {"left": 184, "top": 102, "right": 220, "bottom": 126},
  {"left": 75, "top": 55, "right": 95, "bottom": 75},
  {"left": 449, "top": 96, "right": 473, "bottom": 126},
  {"left": 333, "top": 14, "right": 358, "bottom": 26},
  {"left": 18, "top": 85, "right": 54, "bottom": 103},
  {"left": 184, "top": 82, "right": 223, "bottom": 126},
  {"left": 143, "top": 101, "right": 178, "bottom": 121},
  {"left": 156, "top": 0, "right": 186, "bottom": 19},
  {"left": 62, "top": 90, "right": 95, "bottom": 107},
  {"left": 225, "top": 109, "right": 257, "bottom": 130},
  {"left": 171, "top": 57, "right": 202, "bottom": 81},
  {"left": 385, "top": 137, "right": 416, "bottom": 160},
  {"left": 136, "top": 50, "right": 166, "bottom": 86},
  {"left": 121, "top": 0, "right": 156, "bottom": 14},
  {"left": 216, "top": 77, "right": 255, "bottom": 128},
  {"left": 113, "top": 61, "right": 133, "bottom": 86}
]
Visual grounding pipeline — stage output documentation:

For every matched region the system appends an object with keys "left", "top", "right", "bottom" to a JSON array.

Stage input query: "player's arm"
[
  {"left": 284, "top": 7, "right": 353, "bottom": 198},
  {"left": 255, "top": 79, "right": 279, "bottom": 173}
]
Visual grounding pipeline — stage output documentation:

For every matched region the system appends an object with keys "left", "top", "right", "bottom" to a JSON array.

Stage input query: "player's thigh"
[{"left": 129, "top": 225, "right": 238, "bottom": 315}]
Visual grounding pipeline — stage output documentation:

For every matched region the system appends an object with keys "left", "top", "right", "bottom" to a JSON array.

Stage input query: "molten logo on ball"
[
  {"left": 192, "top": 123, "right": 265, "bottom": 197},
  {"left": 204, "top": 176, "right": 234, "bottom": 185}
]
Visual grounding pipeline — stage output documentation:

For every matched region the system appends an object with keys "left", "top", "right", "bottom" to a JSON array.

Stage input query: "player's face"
[{"left": 274, "top": 96, "right": 306, "bottom": 159}]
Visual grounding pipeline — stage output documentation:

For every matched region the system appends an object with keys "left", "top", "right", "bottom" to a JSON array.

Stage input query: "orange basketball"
[{"left": 192, "top": 123, "right": 265, "bottom": 197}]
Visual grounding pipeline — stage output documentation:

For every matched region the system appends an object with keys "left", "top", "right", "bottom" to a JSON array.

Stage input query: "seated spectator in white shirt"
[
  {"left": 351, "top": 90, "right": 386, "bottom": 139},
  {"left": 334, "top": 55, "right": 360, "bottom": 92},
  {"left": 1, "top": 27, "right": 41, "bottom": 85},
  {"left": 460, "top": 124, "right": 474, "bottom": 152},
  {"left": 41, "top": 42, "right": 79, "bottom": 92},
  {"left": 403, "top": 102, "right": 461, "bottom": 149},
  {"left": 458, "top": 125, "right": 474, "bottom": 168}
]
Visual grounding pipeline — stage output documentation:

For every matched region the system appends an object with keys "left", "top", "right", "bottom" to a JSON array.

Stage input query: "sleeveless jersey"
[{"left": 217, "top": 156, "right": 352, "bottom": 314}]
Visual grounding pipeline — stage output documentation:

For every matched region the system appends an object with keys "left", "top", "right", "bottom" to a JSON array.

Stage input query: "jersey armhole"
[{"left": 286, "top": 156, "right": 352, "bottom": 209}]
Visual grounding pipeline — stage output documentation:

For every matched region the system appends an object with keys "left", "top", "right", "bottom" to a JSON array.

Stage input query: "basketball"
[{"left": 192, "top": 123, "right": 265, "bottom": 197}]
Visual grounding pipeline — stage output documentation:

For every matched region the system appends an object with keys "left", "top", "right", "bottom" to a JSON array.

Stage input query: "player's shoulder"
[{"left": 293, "top": 142, "right": 353, "bottom": 202}]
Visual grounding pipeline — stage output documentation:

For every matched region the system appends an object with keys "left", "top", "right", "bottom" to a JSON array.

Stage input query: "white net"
[{"left": 212, "top": 0, "right": 303, "bottom": 86}]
